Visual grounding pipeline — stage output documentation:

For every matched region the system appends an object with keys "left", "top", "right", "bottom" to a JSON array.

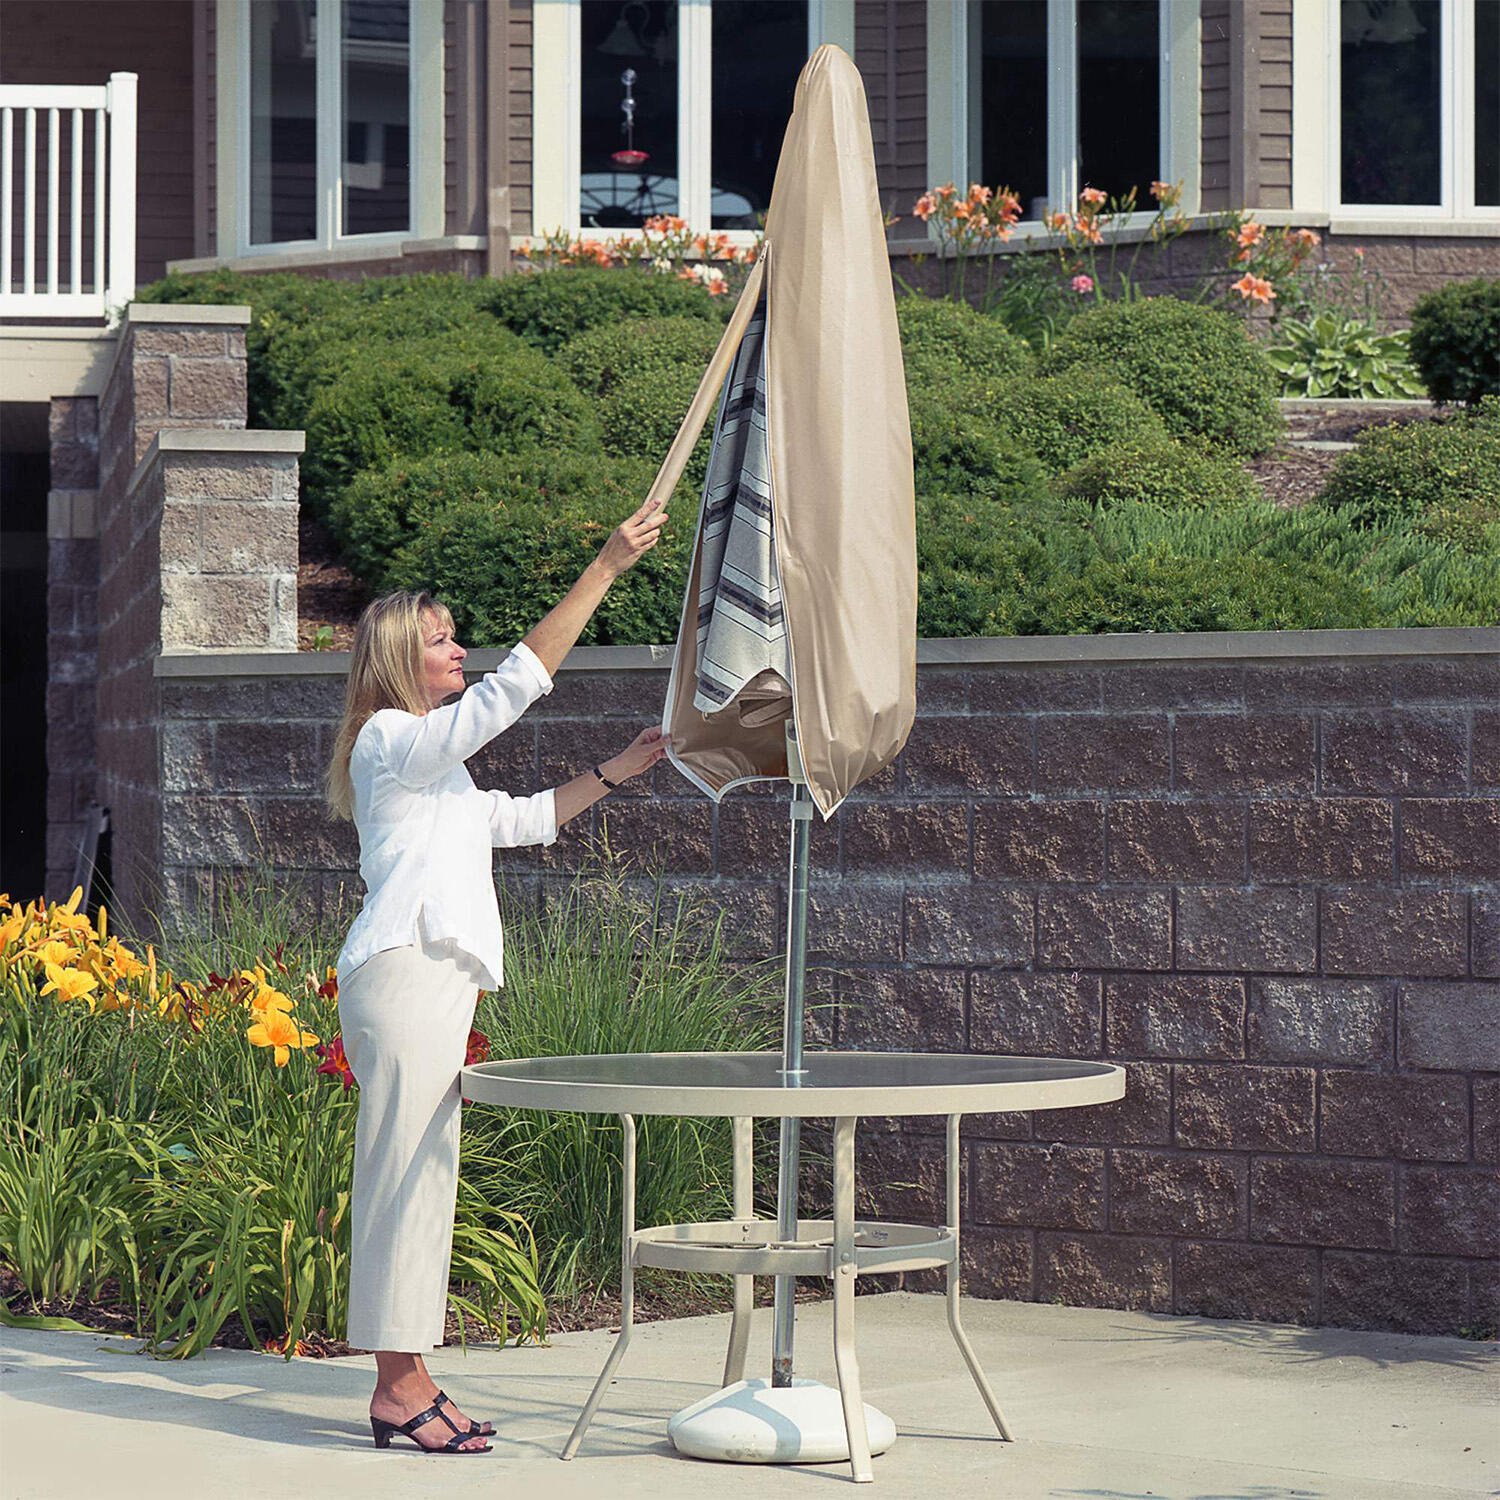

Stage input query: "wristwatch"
[{"left": 593, "top": 765, "right": 619, "bottom": 791}]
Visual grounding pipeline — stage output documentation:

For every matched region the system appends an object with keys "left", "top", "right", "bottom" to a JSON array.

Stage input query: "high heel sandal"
[
  {"left": 434, "top": 1389, "right": 495, "bottom": 1437},
  {"left": 370, "top": 1400, "right": 492, "bottom": 1454}
]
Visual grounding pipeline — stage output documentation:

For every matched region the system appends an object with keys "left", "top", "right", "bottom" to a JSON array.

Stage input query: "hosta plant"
[{"left": 1267, "top": 313, "right": 1427, "bottom": 400}]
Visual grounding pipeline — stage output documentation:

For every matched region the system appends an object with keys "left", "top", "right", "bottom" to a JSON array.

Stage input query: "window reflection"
[
  {"left": 1477, "top": 0, "right": 1499, "bottom": 206},
  {"left": 250, "top": 0, "right": 318, "bottom": 245},
  {"left": 710, "top": 1, "right": 806, "bottom": 229},
  {"left": 1077, "top": 0, "right": 1159, "bottom": 203},
  {"left": 580, "top": 0, "right": 680, "bottom": 228},
  {"left": 1340, "top": 0, "right": 1442, "bottom": 205},
  {"left": 973, "top": 0, "right": 1049, "bottom": 219},
  {"left": 342, "top": 0, "right": 411, "bottom": 235}
]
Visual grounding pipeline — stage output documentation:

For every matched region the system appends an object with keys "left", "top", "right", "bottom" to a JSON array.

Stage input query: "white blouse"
[{"left": 335, "top": 641, "right": 558, "bottom": 992}]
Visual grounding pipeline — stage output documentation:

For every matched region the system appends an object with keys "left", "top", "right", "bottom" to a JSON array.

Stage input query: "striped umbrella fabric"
[{"left": 691, "top": 295, "right": 793, "bottom": 726}]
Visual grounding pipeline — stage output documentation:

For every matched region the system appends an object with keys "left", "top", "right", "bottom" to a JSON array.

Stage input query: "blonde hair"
[{"left": 325, "top": 590, "right": 455, "bottom": 821}]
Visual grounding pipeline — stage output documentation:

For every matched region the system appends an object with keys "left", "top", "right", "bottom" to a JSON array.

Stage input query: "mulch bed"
[{"left": 1241, "top": 444, "right": 1345, "bottom": 509}]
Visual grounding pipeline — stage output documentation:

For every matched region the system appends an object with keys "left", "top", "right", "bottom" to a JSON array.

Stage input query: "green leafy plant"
[
  {"left": 1266, "top": 312, "right": 1426, "bottom": 399},
  {"left": 1055, "top": 437, "right": 1261, "bottom": 512}
]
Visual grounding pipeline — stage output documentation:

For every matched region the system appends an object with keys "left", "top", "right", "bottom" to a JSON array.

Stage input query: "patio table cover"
[{"left": 654, "top": 44, "right": 917, "bottom": 819}]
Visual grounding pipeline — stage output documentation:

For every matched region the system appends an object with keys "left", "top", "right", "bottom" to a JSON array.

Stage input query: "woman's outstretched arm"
[{"left": 520, "top": 493, "right": 669, "bottom": 677}]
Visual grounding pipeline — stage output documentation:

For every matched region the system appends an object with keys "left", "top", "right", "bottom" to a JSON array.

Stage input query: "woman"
[{"left": 325, "top": 494, "right": 672, "bottom": 1455}]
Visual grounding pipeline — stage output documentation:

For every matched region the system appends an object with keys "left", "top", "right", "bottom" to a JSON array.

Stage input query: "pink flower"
[
  {"left": 1071, "top": 274, "right": 1095, "bottom": 294},
  {"left": 1079, "top": 187, "right": 1107, "bottom": 208}
]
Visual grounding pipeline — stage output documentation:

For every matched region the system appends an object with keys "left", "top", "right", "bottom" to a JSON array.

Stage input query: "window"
[
  {"left": 960, "top": 0, "right": 1195, "bottom": 222},
  {"left": 1334, "top": 0, "right": 1500, "bottom": 216},
  {"left": 237, "top": 0, "right": 436, "bottom": 254},
  {"left": 539, "top": 0, "right": 841, "bottom": 237}
]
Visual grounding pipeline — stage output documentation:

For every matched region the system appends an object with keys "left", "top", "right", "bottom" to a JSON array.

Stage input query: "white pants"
[{"left": 338, "top": 938, "right": 484, "bottom": 1352}]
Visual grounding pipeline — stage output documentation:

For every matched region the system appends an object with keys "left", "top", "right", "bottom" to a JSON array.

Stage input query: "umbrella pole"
[{"left": 772, "top": 725, "right": 813, "bottom": 1386}]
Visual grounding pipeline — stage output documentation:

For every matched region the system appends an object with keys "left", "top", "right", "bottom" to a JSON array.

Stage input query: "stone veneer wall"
[{"left": 151, "top": 630, "right": 1499, "bottom": 1336}]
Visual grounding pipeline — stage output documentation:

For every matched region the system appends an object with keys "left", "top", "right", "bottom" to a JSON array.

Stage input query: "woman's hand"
[
  {"left": 602, "top": 726, "right": 671, "bottom": 784},
  {"left": 596, "top": 494, "right": 669, "bottom": 580}
]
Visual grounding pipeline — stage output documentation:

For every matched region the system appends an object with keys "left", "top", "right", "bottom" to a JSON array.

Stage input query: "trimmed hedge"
[
  {"left": 376, "top": 450, "right": 684, "bottom": 647},
  {"left": 897, "top": 294, "right": 1032, "bottom": 388},
  {"left": 1316, "top": 398, "right": 1500, "bottom": 551},
  {"left": 908, "top": 378, "right": 1051, "bottom": 505},
  {"left": 301, "top": 333, "right": 597, "bottom": 519},
  {"left": 1055, "top": 437, "right": 1261, "bottom": 511},
  {"left": 1408, "top": 278, "right": 1500, "bottom": 406},
  {"left": 558, "top": 316, "right": 725, "bottom": 398},
  {"left": 597, "top": 363, "right": 716, "bottom": 492},
  {"left": 1045, "top": 297, "right": 1283, "bottom": 455},
  {"left": 994, "top": 367, "right": 1168, "bottom": 474},
  {"left": 485, "top": 266, "right": 729, "bottom": 355}
]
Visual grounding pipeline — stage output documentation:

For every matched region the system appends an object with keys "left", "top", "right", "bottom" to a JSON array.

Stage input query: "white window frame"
[
  {"left": 218, "top": 0, "right": 443, "bottom": 259},
  {"left": 531, "top": 0, "right": 856, "bottom": 244},
  {"left": 1297, "top": 0, "right": 1499, "bottom": 224},
  {"left": 931, "top": 0, "right": 1201, "bottom": 233}
]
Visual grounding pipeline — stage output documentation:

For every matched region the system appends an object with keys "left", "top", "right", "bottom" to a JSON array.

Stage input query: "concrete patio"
[{"left": 1, "top": 1292, "right": 1494, "bottom": 1500}]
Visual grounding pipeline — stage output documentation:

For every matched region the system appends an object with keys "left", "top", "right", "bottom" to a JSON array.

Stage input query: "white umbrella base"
[{"left": 667, "top": 1378, "right": 897, "bottom": 1464}]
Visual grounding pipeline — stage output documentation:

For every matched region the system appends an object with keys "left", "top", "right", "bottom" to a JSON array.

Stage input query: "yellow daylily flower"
[
  {"left": 100, "top": 938, "right": 147, "bottom": 983},
  {"left": 0, "top": 910, "right": 24, "bottom": 949},
  {"left": 30, "top": 939, "right": 74, "bottom": 970},
  {"left": 250, "top": 986, "right": 296, "bottom": 1019},
  {"left": 246, "top": 1008, "right": 319, "bottom": 1066},
  {"left": 40, "top": 962, "right": 100, "bottom": 1008}
]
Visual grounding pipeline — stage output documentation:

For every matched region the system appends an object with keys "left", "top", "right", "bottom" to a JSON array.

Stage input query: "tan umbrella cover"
[{"left": 653, "top": 44, "right": 917, "bottom": 819}]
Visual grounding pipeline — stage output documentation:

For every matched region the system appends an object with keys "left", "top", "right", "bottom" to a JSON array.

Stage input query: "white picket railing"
[{"left": 0, "top": 72, "right": 137, "bottom": 324}]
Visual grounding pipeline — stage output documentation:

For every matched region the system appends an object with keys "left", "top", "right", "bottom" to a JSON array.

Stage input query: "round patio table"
[{"left": 461, "top": 1050, "right": 1126, "bottom": 1483}]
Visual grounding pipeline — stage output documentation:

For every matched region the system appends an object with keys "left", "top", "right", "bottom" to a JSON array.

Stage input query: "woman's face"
[{"left": 419, "top": 609, "right": 467, "bottom": 709}]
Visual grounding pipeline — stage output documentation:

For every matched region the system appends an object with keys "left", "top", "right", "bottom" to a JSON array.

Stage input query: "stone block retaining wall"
[{"left": 154, "top": 631, "right": 1499, "bottom": 1336}]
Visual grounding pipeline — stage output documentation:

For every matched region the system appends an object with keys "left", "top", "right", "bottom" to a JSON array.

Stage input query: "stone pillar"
[{"left": 44, "top": 398, "right": 100, "bottom": 898}]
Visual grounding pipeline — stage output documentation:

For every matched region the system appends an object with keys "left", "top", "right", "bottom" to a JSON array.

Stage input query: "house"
[{"left": 2, "top": 0, "right": 1498, "bottom": 894}]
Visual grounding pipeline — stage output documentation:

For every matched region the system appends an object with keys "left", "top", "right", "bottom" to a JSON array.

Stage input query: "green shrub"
[
  {"left": 914, "top": 493, "right": 1051, "bottom": 637},
  {"left": 1045, "top": 296, "right": 1282, "bottom": 455},
  {"left": 1408, "top": 278, "right": 1500, "bottom": 405},
  {"left": 595, "top": 362, "right": 720, "bottom": 491},
  {"left": 995, "top": 367, "right": 1168, "bottom": 474},
  {"left": 558, "top": 316, "right": 725, "bottom": 397},
  {"left": 907, "top": 378, "right": 1051, "bottom": 504},
  {"left": 485, "top": 267, "right": 729, "bottom": 355},
  {"left": 1316, "top": 398, "right": 1500, "bottom": 548},
  {"left": 897, "top": 293, "right": 1032, "bottom": 388},
  {"left": 378, "top": 449, "right": 685, "bottom": 647},
  {"left": 1033, "top": 548, "right": 1376, "bottom": 633},
  {"left": 1055, "top": 437, "right": 1261, "bottom": 511},
  {"left": 301, "top": 333, "right": 598, "bottom": 519}
]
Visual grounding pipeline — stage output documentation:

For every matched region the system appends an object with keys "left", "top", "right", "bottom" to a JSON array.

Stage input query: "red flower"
[
  {"left": 464, "top": 1027, "right": 491, "bottom": 1067},
  {"left": 315, "top": 1034, "right": 356, "bottom": 1091}
]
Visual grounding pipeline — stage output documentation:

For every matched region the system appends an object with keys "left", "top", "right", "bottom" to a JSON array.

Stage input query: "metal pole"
[{"left": 772, "top": 722, "right": 812, "bottom": 1386}]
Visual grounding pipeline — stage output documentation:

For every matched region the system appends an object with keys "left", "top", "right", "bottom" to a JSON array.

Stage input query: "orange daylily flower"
[
  {"left": 1232, "top": 272, "right": 1276, "bottom": 303},
  {"left": 247, "top": 1007, "right": 320, "bottom": 1067}
]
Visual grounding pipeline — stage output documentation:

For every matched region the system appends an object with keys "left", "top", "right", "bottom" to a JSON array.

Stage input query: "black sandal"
[
  {"left": 434, "top": 1389, "right": 495, "bottom": 1438},
  {"left": 370, "top": 1399, "right": 492, "bottom": 1454}
]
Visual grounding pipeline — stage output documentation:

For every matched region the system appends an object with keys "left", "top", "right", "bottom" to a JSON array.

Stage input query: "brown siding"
[
  {"left": 1200, "top": 0, "right": 1232, "bottom": 210},
  {"left": 507, "top": 0, "right": 533, "bottom": 236},
  {"left": 1201, "top": 0, "right": 1294, "bottom": 212},
  {"left": 1258, "top": 0, "right": 1292, "bottom": 208},
  {"left": 0, "top": 0, "right": 197, "bottom": 285},
  {"left": 446, "top": 0, "right": 486, "bottom": 236},
  {"left": 856, "top": 0, "right": 927, "bottom": 235},
  {"left": 194, "top": 0, "right": 216, "bottom": 259}
]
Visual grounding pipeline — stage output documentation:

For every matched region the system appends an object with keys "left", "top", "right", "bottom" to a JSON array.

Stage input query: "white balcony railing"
[{"left": 0, "top": 72, "right": 137, "bottom": 324}]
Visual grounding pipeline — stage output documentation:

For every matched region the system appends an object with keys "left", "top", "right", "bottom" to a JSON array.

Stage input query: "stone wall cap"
[
  {"left": 156, "top": 429, "right": 306, "bottom": 455},
  {"left": 127, "top": 428, "right": 306, "bottom": 501},
  {"left": 156, "top": 626, "right": 1499, "bottom": 680},
  {"left": 125, "top": 303, "right": 252, "bottom": 326}
]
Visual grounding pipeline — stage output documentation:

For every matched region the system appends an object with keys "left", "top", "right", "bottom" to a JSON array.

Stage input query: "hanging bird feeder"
[{"left": 610, "top": 67, "right": 650, "bottom": 169}]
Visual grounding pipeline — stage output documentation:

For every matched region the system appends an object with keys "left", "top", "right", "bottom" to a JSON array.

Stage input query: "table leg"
[
  {"left": 943, "top": 1113, "right": 1012, "bottom": 1441},
  {"left": 723, "top": 1114, "right": 754, "bottom": 1387},
  {"left": 831, "top": 1114, "right": 874, "bottom": 1483},
  {"left": 561, "top": 1112, "right": 637, "bottom": 1461}
]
